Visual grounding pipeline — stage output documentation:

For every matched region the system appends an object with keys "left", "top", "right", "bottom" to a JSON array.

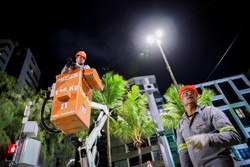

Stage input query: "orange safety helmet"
[
  {"left": 75, "top": 51, "right": 87, "bottom": 59},
  {"left": 178, "top": 85, "right": 198, "bottom": 100}
]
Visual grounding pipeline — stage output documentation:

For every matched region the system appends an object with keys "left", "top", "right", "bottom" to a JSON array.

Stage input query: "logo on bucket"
[{"left": 61, "top": 101, "right": 68, "bottom": 110}]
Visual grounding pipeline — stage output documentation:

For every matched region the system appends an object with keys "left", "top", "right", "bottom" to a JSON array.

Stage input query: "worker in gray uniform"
[{"left": 176, "top": 85, "right": 241, "bottom": 167}]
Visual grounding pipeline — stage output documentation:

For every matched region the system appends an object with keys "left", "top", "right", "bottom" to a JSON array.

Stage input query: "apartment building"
[
  {"left": 195, "top": 74, "right": 250, "bottom": 167},
  {"left": 0, "top": 39, "right": 17, "bottom": 71},
  {"left": 0, "top": 39, "right": 41, "bottom": 92}
]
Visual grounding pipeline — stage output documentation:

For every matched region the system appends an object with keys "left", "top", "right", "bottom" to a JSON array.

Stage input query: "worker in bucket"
[
  {"left": 176, "top": 85, "right": 241, "bottom": 167},
  {"left": 61, "top": 50, "right": 90, "bottom": 74}
]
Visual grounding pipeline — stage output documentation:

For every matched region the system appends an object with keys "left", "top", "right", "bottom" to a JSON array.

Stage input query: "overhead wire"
[
  {"left": 182, "top": 0, "right": 217, "bottom": 25},
  {"left": 205, "top": 22, "right": 247, "bottom": 81},
  {"left": 101, "top": 0, "right": 218, "bottom": 74},
  {"left": 101, "top": 46, "right": 148, "bottom": 73},
  {"left": 180, "top": 0, "right": 247, "bottom": 82},
  {"left": 101, "top": 0, "right": 243, "bottom": 83}
]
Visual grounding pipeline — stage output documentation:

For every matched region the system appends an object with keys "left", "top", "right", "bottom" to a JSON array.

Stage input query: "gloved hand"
[
  {"left": 186, "top": 134, "right": 210, "bottom": 152},
  {"left": 66, "top": 57, "right": 75, "bottom": 67}
]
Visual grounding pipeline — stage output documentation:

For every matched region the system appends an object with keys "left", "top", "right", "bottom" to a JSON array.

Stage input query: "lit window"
[{"left": 235, "top": 108, "right": 246, "bottom": 118}]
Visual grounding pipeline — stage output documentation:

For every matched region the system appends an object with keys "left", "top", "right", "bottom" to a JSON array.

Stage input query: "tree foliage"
[
  {"left": 92, "top": 71, "right": 127, "bottom": 167},
  {"left": 92, "top": 71, "right": 127, "bottom": 109},
  {"left": 0, "top": 71, "right": 75, "bottom": 166},
  {"left": 111, "top": 85, "right": 156, "bottom": 166},
  {"left": 161, "top": 84, "right": 216, "bottom": 129}
]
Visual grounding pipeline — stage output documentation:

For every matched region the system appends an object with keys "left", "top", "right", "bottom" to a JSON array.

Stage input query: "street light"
[
  {"left": 147, "top": 30, "right": 179, "bottom": 92},
  {"left": 145, "top": 30, "right": 178, "bottom": 167}
]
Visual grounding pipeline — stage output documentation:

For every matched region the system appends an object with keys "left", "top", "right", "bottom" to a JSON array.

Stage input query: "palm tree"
[
  {"left": 92, "top": 71, "right": 127, "bottom": 167},
  {"left": 111, "top": 85, "right": 156, "bottom": 166},
  {"left": 161, "top": 84, "right": 216, "bottom": 129}
]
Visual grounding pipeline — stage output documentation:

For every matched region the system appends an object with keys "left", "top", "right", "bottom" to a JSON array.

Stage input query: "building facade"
[
  {"left": 0, "top": 39, "right": 18, "bottom": 71},
  {"left": 0, "top": 39, "right": 41, "bottom": 92},
  {"left": 195, "top": 74, "right": 250, "bottom": 166}
]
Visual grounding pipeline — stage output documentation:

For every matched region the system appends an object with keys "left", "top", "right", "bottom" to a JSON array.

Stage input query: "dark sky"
[{"left": 1, "top": 1, "right": 249, "bottom": 95}]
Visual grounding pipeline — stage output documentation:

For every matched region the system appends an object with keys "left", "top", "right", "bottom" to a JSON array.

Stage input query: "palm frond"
[
  {"left": 198, "top": 88, "right": 216, "bottom": 106},
  {"left": 161, "top": 84, "right": 215, "bottom": 129},
  {"left": 93, "top": 71, "right": 127, "bottom": 109},
  {"left": 112, "top": 85, "right": 155, "bottom": 144},
  {"left": 160, "top": 112, "right": 182, "bottom": 129}
]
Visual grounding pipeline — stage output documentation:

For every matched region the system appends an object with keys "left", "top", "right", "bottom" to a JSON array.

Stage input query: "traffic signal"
[
  {"left": 8, "top": 144, "right": 17, "bottom": 154},
  {"left": 6, "top": 144, "right": 17, "bottom": 161}
]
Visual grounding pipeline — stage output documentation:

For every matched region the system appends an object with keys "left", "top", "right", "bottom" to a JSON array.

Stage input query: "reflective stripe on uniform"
[
  {"left": 219, "top": 126, "right": 237, "bottom": 133},
  {"left": 178, "top": 143, "right": 188, "bottom": 152}
]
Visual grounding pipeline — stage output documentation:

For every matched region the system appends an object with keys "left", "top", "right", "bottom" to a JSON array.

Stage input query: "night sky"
[{"left": 1, "top": 1, "right": 249, "bottom": 95}]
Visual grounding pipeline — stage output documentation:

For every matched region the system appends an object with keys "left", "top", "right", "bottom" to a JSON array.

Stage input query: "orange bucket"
[
  {"left": 84, "top": 68, "right": 104, "bottom": 91},
  {"left": 50, "top": 69, "right": 92, "bottom": 134}
]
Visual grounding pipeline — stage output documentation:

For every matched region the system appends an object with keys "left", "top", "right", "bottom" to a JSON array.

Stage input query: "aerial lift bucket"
[
  {"left": 50, "top": 68, "right": 93, "bottom": 134},
  {"left": 50, "top": 68, "right": 104, "bottom": 134}
]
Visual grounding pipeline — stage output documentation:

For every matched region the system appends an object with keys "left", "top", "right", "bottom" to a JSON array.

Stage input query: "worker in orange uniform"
[
  {"left": 60, "top": 51, "right": 92, "bottom": 167},
  {"left": 61, "top": 51, "right": 90, "bottom": 74},
  {"left": 60, "top": 50, "right": 92, "bottom": 102}
]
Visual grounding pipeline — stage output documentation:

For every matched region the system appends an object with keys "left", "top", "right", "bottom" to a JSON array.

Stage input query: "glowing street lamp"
[
  {"left": 146, "top": 30, "right": 177, "bottom": 167},
  {"left": 147, "top": 30, "right": 179, "bottom": 91}
]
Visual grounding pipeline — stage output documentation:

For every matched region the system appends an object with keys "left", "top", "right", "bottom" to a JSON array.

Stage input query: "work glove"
[
  {"left": 66, "top": 57, "right": 75, "bottom": 67},
  {"left": 186, "top": 134, "right": 210, "bottom": 152}
]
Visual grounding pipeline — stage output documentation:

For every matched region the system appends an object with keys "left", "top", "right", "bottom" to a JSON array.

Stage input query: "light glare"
[
  {"left": 155, "top": 30, "right": 163, "bottom": 38},
  {"left": 147, "top": 35, "right": 155, "bottom": 44}
]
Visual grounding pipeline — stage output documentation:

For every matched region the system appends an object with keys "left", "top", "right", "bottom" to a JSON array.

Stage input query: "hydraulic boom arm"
[{"left": 78, "top": 101, "right": 109, "bottom": 167}]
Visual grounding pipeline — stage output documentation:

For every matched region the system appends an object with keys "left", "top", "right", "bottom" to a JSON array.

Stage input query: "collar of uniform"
[{"left": 183, "top": 105, "right": 201, "bottom": 119}]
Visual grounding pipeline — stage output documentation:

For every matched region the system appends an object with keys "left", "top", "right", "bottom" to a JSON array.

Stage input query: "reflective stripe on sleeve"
[
  {"left": 219, "top": 126, "right": 237, "bottom": 133},
  {"left": 178, "top": 143, "right": 188, "bottom": 152}
]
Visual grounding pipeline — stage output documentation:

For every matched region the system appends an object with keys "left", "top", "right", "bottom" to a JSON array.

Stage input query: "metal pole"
[
  {"left": 143, "top": 78, "right": 175, "bottom": 167},
  {"left": 156, "top": 40, "right": 179, "bottom": 92}
]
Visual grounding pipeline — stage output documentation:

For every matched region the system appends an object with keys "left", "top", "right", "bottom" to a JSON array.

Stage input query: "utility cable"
[
  {"left": 101, "top": 46, "right": 147, "bottom": 73},
  {"left": 205, "top": 22, "right": 247, "bottom": 81},
  {"left": 40, "top": 90, "right": 61, "bottom": 134}
]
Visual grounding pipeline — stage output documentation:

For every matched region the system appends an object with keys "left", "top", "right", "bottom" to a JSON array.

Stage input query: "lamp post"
[
  {"left": 143, "top": 78, "right": 175, "bottom": 167},
  {"left": 147, "top": 30, "right": 179, "bottom": 92},
  {"left": 145, "top": 30, "right": 178, "bottom": 167}
]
